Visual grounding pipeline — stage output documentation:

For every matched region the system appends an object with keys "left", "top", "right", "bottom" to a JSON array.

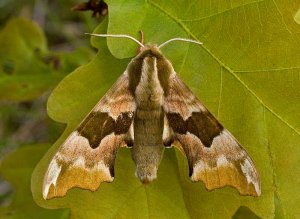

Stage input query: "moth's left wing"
[
  {"left": 163, "top": 72, "right": 261, "bottom": 196},
  {"left": 43, "top": 71, "right": 136, "bottom": 199}
]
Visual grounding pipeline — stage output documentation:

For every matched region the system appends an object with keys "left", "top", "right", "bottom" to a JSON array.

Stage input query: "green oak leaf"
[
  {"left": 32, "top": 1, "right": 300, "bottom": 218},
  {"left": 0, "top": 17, "right": 55, "bottom": 101},
  {"left": 0, "top": 144, "right": 69, "bottom": 219}
]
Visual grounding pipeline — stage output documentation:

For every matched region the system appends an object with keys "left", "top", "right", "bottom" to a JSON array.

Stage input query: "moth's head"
[
  {"left": 134, "top": 44, "right": 165, "bottom": 62},
  {"left": 137, "top": 44, "right": 163, "bottom": 58}
]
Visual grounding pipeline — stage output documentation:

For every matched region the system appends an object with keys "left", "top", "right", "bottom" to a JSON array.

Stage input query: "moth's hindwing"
[
  {"left": 163, "top": 72, "right": 261, "bottom": 196},
  {"left": 43, "top": 71, "right": 136, "bottom": 199}
]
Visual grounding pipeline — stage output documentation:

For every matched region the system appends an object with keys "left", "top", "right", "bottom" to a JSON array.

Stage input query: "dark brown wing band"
[
  {"left": 166, "top": 111, "right": 223, "bottom": 148},
  {"left": 77, "top": 111, "right": 134, "bottom": 148}
]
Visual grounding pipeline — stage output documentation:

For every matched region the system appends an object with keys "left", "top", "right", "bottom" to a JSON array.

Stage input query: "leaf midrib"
[{"left": 148, "top": 0, "right": 300, "bottom": 136}]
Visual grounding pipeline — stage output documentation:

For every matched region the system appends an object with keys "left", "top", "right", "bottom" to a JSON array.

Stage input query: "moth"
[{"left": 43, "top": 33, "right": 261, "bottom": 199}]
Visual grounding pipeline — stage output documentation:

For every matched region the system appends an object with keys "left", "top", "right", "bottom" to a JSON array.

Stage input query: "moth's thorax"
[
  {"left": 135, "top": 56, "right": 163, "bottom": 108},
  {"left": 127, "top": 45, "right": 174, "bottom": 99}
]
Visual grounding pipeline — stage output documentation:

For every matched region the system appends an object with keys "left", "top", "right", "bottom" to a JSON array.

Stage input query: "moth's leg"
[
  {"left": 124, "top": 123, "right": 134, "bottom": 147},
  {"left": 162, "top": 115, "right": 174, "bottom": 148}
]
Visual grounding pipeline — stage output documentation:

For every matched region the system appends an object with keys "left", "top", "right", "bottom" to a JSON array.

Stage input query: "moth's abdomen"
[{"left": 132, "top": 108, "right": 164, "bottom": 183}]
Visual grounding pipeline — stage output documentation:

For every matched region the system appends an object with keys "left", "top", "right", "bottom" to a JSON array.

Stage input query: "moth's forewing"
[
  {"left": 43, "top": 72, "right": 136, "bottom": 199},
  {"left": 163, "top": 73, "right": 261, "bottom": 196}
]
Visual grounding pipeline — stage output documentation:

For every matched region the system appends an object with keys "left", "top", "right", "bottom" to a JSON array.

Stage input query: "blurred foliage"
[
  {"left": 0, "top": 0, "right": 98, "bottom": 47},
  {"left": 0, "top": 0, "right": 98, "bottom": 217},
  {"left": 1, "top": 18, "right": 63, "bottom": 101},
  {"left": 0, "top": 144, "right": 69, "bottom": 218}
]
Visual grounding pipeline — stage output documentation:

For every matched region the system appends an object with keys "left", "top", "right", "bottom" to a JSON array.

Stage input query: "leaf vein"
[
  {"left": 235, "top": 66, "right": 300, "bottom": 73},
  {"left": 263, "top": 108, "right": 282, "bottom": 217},
  {"left": 271, "top": 0, "right": 292, "bottom": 35},
  {"left": 178, "top": 43, "right": 190, "bottom": 74},
  {"left": 217, "top": 67, "right": 223, "bottom": 119}
]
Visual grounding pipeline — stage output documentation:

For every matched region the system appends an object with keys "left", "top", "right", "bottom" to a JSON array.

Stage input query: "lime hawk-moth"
[{"left": 43, "top": 34, "right": 261, "bottom": 199}]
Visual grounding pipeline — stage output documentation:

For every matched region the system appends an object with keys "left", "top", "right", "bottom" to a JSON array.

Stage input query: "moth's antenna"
[
  {"left": 85, "top": 33, "right": 145, "bottom": 48},
  {"left": 158, "top": 38, "right": 202, "bottom": 48},
  {"left": 137, "top": 31, "right": 145, "bottom": 53}
]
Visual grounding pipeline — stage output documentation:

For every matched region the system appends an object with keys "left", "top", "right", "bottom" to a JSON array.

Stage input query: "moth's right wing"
[
  {"left": 163, "top": 72, "right": 260, "bottom": 196},
  {"left": 43, "top": 71, "right": 136, "bottom": 199}
]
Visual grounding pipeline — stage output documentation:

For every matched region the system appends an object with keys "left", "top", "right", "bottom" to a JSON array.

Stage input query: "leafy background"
[{"left": 1, "top": 0, "right": 300, "bottom": 218}]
